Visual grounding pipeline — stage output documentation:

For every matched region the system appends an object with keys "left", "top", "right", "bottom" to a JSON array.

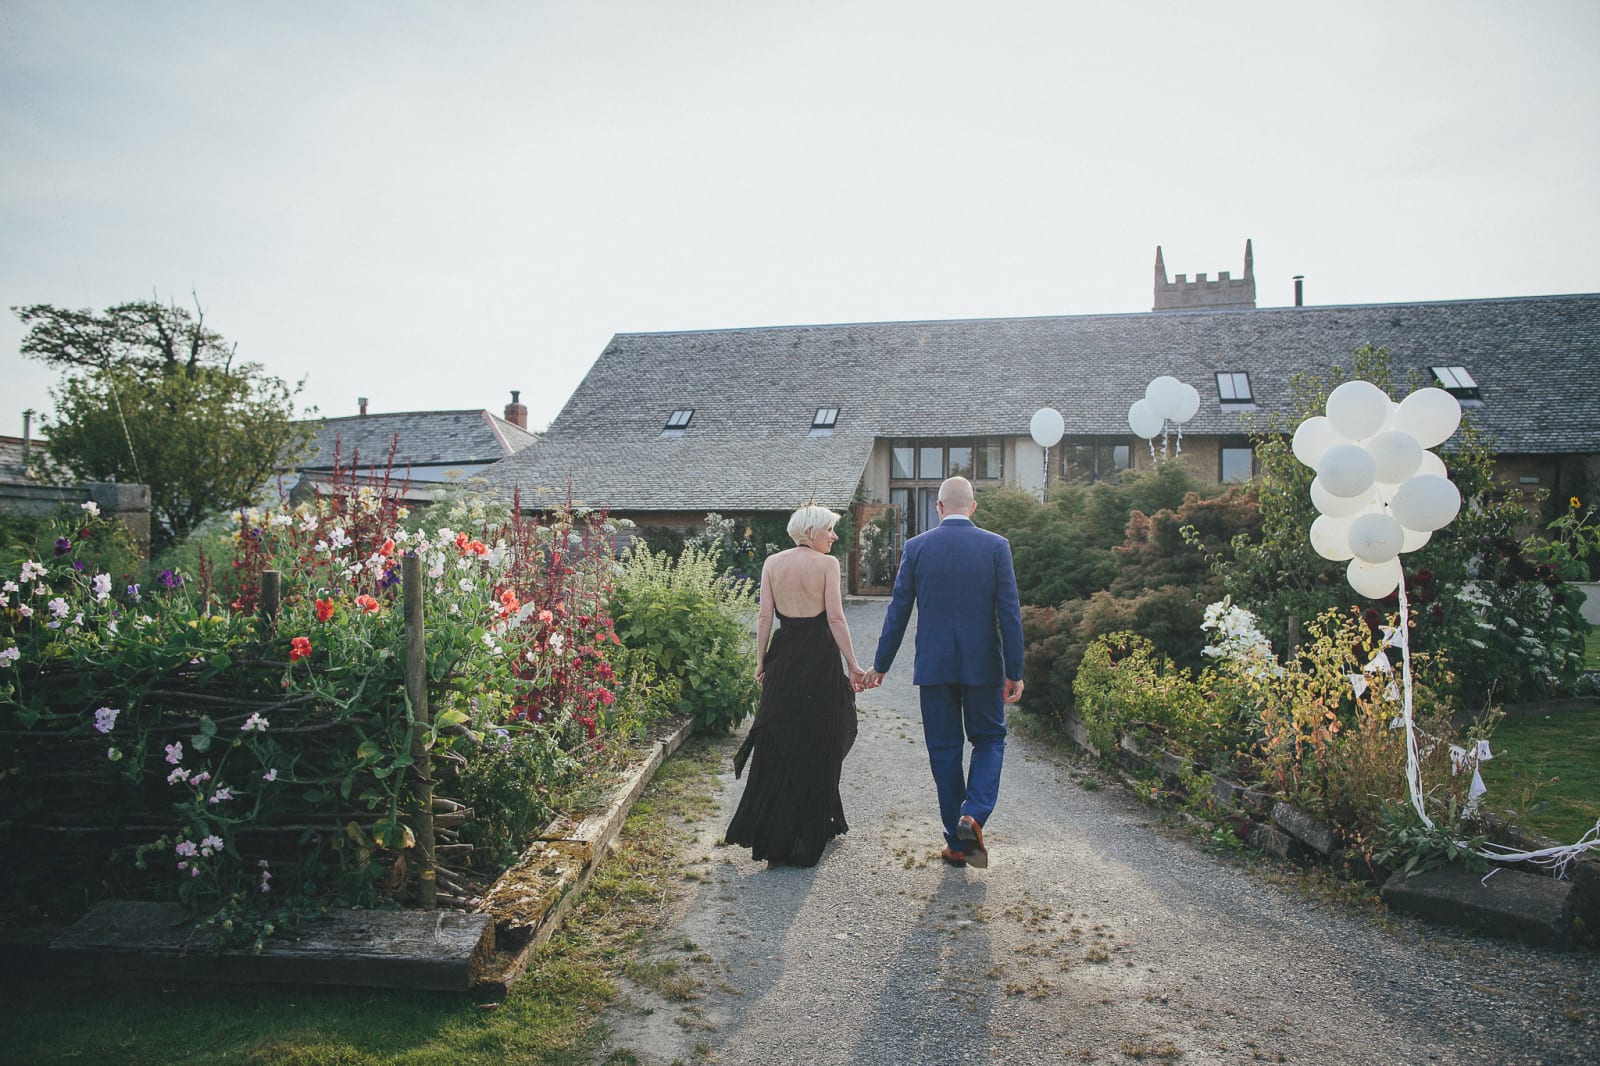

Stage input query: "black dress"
[{"left": 726, "top": 609, "right": 859, "bottom": 867}]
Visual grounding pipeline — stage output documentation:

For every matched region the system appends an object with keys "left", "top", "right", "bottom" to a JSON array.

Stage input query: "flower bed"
[{"left": 1, "top": 471, "right": 687, "bottom": 950}]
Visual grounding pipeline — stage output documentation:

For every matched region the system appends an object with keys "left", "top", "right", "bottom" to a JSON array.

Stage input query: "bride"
[{"left": 725, "top": 504, "right": 865, "bottom": 868}]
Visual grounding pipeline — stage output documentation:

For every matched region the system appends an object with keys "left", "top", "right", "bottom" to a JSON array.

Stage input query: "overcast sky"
[{"left": 4, "top": 1, "right": 1598, "bottom": 438}]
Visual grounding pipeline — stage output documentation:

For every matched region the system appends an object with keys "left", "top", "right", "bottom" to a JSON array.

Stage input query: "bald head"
[{"left": 937, "top": 476, "right": 976, "bottom": 515}]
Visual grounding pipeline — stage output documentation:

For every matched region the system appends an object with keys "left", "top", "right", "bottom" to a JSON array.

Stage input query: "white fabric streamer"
[{"left": 1390, "top": 575, "right": 1599, "bottom": 875}]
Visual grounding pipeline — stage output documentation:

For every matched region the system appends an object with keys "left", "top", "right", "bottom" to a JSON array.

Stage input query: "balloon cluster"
[
  {"left": 1293, "top": 381, "right": 1463, "bottom": 598},
  {"left": 1128, "top": 375, "right": 1200, "bottom": 440}
]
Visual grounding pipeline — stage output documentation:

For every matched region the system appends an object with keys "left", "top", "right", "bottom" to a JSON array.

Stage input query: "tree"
[{"left": 16, "top": 298, "right": 314, "bottom": 552}]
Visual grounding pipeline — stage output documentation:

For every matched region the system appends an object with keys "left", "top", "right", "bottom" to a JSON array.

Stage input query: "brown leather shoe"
[
  {"left": 957, "top": 816, "right": 988, "bottom": 868},
  {"left": 940, "top": 845, "right": 967, "bottom": 868}
]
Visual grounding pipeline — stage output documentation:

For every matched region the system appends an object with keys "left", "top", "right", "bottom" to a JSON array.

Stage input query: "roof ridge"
[{"left": 609, "top": 292, "right": 1600, "bottom": 340}]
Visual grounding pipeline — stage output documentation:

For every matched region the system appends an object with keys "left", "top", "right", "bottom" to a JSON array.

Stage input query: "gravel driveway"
[{"left": 595, "top": 600, "right": 1600, "bottom": 1065}]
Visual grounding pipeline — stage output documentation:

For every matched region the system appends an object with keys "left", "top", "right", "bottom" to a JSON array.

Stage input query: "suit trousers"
[{"left": 919, "top": 682, "right": 1006, "bottom": 851}]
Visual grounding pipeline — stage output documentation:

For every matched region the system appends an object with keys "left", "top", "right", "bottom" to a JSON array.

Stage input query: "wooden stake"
[{"left": 404, "top": 552, "right": 437, "bottom": 908}]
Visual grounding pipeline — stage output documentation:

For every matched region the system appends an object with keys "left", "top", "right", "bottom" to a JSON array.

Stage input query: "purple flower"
[
  {"left": 126, "top": 583, "right": 141, "bottom": 603},
  {"left": 54, "top": 537, "right": 71, "bottom": 556},
  {"left": 72, "top": 561, "right": 84, "bottom": 572},
  {"left": 159, "top": 568, "right": 184, "bottom": 589}
]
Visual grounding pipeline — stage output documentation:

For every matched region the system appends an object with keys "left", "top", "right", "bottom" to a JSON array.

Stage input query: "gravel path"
[{"left": 595, "top": 601, "right": 1600, "bottom": 1065}]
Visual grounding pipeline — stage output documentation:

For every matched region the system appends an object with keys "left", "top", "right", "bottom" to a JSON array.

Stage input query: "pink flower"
[{"left": 164, "top": 741, "right": 183, "bottom": 765}]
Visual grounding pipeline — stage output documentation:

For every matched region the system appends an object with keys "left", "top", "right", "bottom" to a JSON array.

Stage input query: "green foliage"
[
  {"left": 457, "top": 731, "right": 581, "bottom": 869},
  {"left": 986, "top": 468, "right": 1258, "bottom": 715},
  {"left": 1372, "top": 799, "right": 1489, "bottom": 878},
  {"left": 17, "top": 299, "right": 313, "bottom": 553},
  {"left": 1071, "top": 632, "right": 1232, "bottom": 758},
  {"left": 609, "top": 544, "right": 758, "bottom": 735}
]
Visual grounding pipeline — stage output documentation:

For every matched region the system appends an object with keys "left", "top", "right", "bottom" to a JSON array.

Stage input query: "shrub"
[
  {"left": 609, "top": 544, "right": 758, "bottom": 735},
  {"left": 1072, "top": 632, "right": 1232, "bottom": 759}
]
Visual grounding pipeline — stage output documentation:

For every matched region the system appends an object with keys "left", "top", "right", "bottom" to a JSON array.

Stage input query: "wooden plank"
[{"left": 49, "top": 901, "right": 493, "bottom": 992}]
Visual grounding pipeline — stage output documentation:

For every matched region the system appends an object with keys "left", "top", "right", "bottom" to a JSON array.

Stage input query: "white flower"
[
  {"left": 167, "top": 766, "right": 190, "bottom": 785},
  {"left": 93, "top": 707, "right": 120, "bottom": 733},
  {"left": 80, "top": 500, "right": 100, "bottom": 517},
  {"left": 208, "top": 787, "right": 233, "bottom": 804},
  {"left": 199, "top": 834, "right": 223, "bottom": 857},
  {"left": 458, "top": 577, "right": 475, "bottom": 593},
  {"left": 313, "top": 539, "right": 329, "bottom": 553},
  {"left": 549, "top": 632, "right": 565, "bottom": 653},
  {"left": 300, "top": 512, "right": 320, "bottom": 532},
  {"left": 165, "top": 741, "right": 183, "bottom": 764},
  {"left": 0, "top": 647, "right": 18, "bottom": 666},
  {"left": 327, "top": 527, "right": 352, "bottom": 550},
  {"left": 241, "top": 712, "right": 269, "bottom": 733},
  {"left": 262, "top": 768, "right": 278, "bottom": 782},
  {"left": 437, "top": 527, "right": 456, "bottom": 545},
  {"left": 19, "top": 560, "right": 46, "bottom": 582},
  {"left": 92, "top": 573, "right": 112, "bottom": 601},
  {"left": 17, "top": 604, "right": 32, "bottom": 619},
  {"left": 47, "top": 597, "right": 69, "bottom": 619},
  {"left": 3, "top": 580, "right": 18, "bottom": 594}
]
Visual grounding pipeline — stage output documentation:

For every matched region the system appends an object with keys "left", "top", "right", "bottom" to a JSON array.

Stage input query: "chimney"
[
  {"left": 504, "top": 389, "right": 528, "bottom": 430},
  {"left": 1293, "top": 276, "right": 1305, "bottom": 307},
  {"left": 21, "top": 408, "right": 34, "bottom": 476},
  {"left": 358, "top": 397, "right": 368, "bottom": 417}
]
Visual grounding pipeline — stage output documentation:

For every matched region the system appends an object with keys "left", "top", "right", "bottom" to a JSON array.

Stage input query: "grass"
[
  {"left": 0, "top": 735, "right": 726, "bottom": 1065},
  {"left": 1483, "top": 703, "right": 1600, "bottom": 843},
  {"left": 1585, "top": 623, "right": 1599, "bottom": 670}
]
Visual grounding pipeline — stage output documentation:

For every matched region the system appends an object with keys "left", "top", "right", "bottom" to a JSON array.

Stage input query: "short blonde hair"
[{"left": 787, "top": 503, "right": 841, "bottom": 545}]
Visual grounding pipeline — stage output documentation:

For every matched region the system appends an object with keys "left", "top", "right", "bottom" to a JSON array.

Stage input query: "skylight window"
[
  {"left": 1216, "top": 371, "right": 1254, "bottom": 405},
  {"left": 661, "top": 408, "right": 693, "bottom": 437},
  {"left": 1431, "top": 366, "right": 1481, "bottom": 402},
  {"left": 810, "top": 407, "right": 839, "bottom": 436}
]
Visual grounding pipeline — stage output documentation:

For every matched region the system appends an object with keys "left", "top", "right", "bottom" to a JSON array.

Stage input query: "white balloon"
[
  {"left": 1390, "top": 474, "right": 1461, "bottom": 532},
  {"left": 1416, "top": 450, "right": 1448, "bottom": 479},
  {"left": 1316, "top": 443, "right": 1378, "bottom": 498},
  {"left": 1310, "top": 478, "right": 1375, "bottom": 517},
  {"left": 1310, "top": 514, "right": 1356, "bottom": 561},
  {"left": 1172, "top": 382, "right": 1201, "bottom": 423},
  {"left": 1397, "top": 387, "right": 1462, "bottom": 449},
  {"left": 1348, "top": 511, "right": 1405, "bottom": 564},
  {"left": 1347, "top": 556, "right": 1404, "bottom": 599},
  {"left": 1029, "top": 407, "right": 1065, "bottom": 448},
  {"left": 1364, "top": 429, "right": 1424, "bottom": 485},
  {"left": 1292, "top": 416, "right": 1341, "bottom": 468},
  {"left": 1400, "top": 527, "right": 1432, "bottom": 553},
  {"left": 1127, "top": 399, "right": 1164, "bottom": 439},
  {"left": 1326, "top": 380, "right": 1391, "bottom": 441},
  {"left": 1145, "top": 376, "right": 1185, "bottom": 421},
  {"left": 1378, "top": 400, "right": 1403, "bottom": 434}
]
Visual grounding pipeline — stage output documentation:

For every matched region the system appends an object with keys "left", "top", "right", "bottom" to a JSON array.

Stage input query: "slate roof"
[
  {"left": 480, "top": 293, "right": 1600, "bottom": 512},
  {"left": 0, "top": 435, "right": 38, "bottom": 486},
  {"left": 296, "top": 410, "right": 537, "bottom": 472}
]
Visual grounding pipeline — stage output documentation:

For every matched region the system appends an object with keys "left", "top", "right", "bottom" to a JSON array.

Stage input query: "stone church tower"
[{"left": 1153, "top": 240, "right": 1256, "bottom": 310}]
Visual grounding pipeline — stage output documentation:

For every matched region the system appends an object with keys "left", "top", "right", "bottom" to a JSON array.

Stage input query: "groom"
[{"left": 864, "top": 476, "right": 1024, "bottom": 868}]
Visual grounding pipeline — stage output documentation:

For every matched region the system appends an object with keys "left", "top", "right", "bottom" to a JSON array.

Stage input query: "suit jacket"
[{"left": 873, "top": 515, "right": 1024, "bottom": 686}]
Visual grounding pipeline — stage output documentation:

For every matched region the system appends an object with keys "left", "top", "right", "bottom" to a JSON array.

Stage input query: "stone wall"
[{"left": 0, "top": 481, "right": 151, "bottom": 556}]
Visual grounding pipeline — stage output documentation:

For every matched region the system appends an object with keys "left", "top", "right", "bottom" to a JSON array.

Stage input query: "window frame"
[
  {"left": 1216, "top": 371, "right": 1254, "bottom": 405},
  {"left": 661, "top": 408, "right": 694, "bottom": 437},
  {"left": 1430, "top": 366, "right": 1482, "bottom": 402}
]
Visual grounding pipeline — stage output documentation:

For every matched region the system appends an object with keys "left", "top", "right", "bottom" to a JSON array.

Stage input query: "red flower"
[
  {"left": 597, "top": 689, "right": 616, "bottom": 707},
  {"left": 289, "top": 636, "right": 312, "bottom": 661},
  {"left": 378, "top": 539, "right": 395, "bottom": 557},
  {"left": 315, "top": 597, "right": 336, "bottom": 622},
  {"left": 355, "top": 594, "right": 380, "bottom": 614}
]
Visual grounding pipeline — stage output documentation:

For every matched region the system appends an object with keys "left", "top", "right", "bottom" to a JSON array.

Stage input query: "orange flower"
[
  {"left": 355, "top": 594, "right": 380, "bottom": 614},
  {"left": 498, "top": 588, "right": 520, "bottom": 618},
  {"left": 467, "top": 539, "right": 489, "bottom": 556},
  {"left": 315, "top": 598, "right": 335, "bottom": 622},
  {"left": 454, "top": 531, "right": 470, "bottom": 554},
  {"left": 289, "top": 636, "right": 312, "bottom": 661},
  {"left": 378, "top": 539, "right": 395, "bottom": 557}
]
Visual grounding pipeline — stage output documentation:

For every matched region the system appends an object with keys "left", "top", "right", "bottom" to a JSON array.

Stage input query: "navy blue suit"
[{"left": 873, "top": 515, "right": 1024, "bottom": 851}]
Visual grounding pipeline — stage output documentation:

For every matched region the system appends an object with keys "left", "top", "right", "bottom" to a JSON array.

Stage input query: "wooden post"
[
  {"left": 261, "top": 570, "right": 281, "bottom": 631},
  {"left": 1286, "top": 613, "right": 1300, "bottom": 658},
  {"left": 403, "top": 553, "right": 437, "bottom": 908}
]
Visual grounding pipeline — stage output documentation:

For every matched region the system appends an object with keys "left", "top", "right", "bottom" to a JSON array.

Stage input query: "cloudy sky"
[{"left": 4, "top": 1, "right": 1598, "bottom": 438}]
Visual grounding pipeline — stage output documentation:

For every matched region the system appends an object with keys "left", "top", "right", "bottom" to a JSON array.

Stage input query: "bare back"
[{"left": 762, "top": 546, "right": 836, "bottom": 617}]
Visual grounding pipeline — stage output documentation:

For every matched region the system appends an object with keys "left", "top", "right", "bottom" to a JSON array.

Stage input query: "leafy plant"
[
  {"left": 609, "top": 544, "right": 758, "bottom": 735},
  {"left": 1372, "top": 799, "right": 1489, "bottom": 878}
]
